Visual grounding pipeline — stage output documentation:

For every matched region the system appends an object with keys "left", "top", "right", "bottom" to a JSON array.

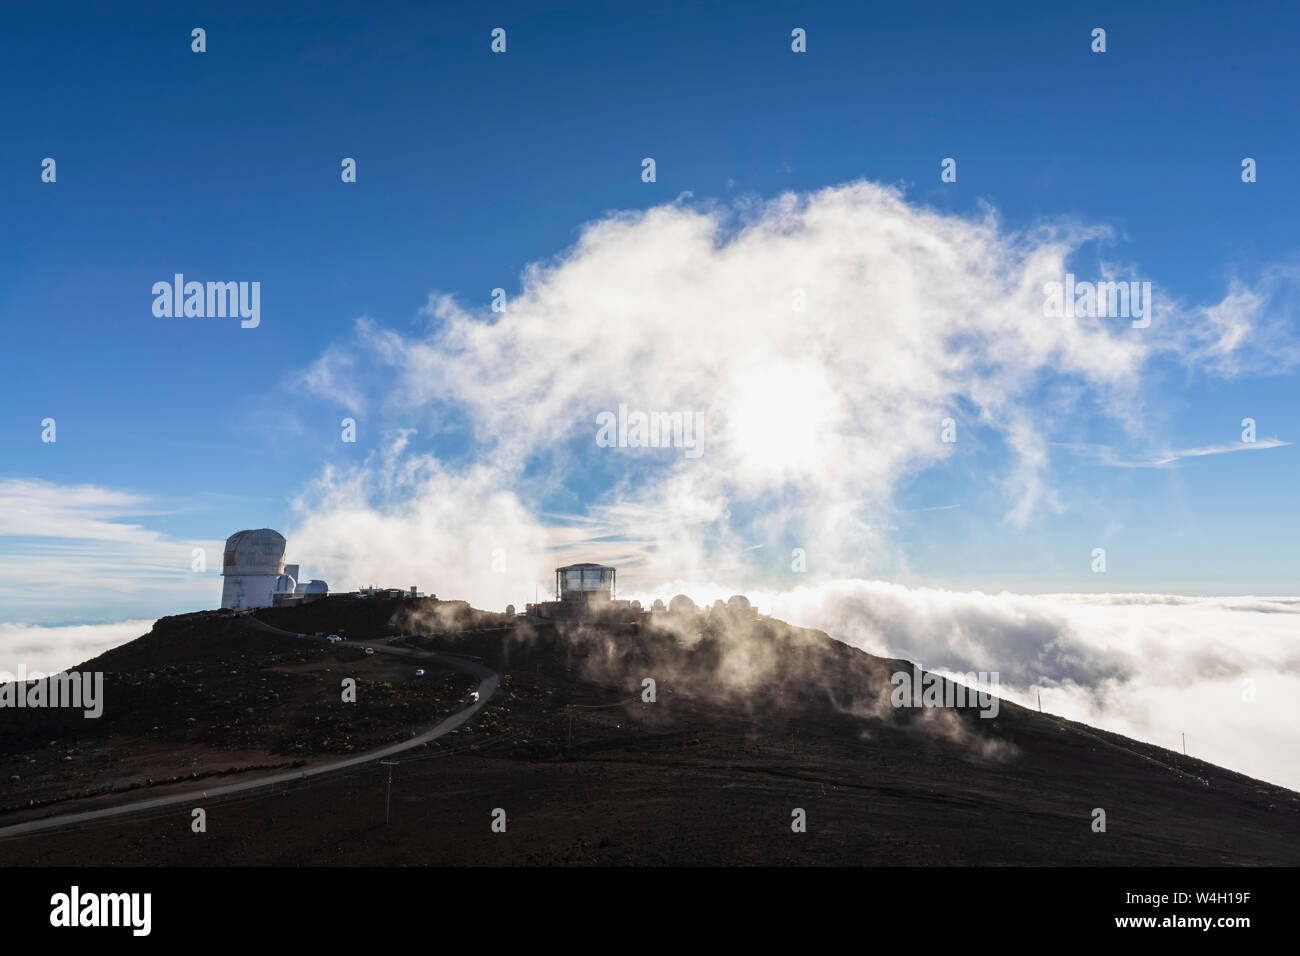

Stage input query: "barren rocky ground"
[{"left": 2, "top": 596, "right": 1297, "bottom": 865}]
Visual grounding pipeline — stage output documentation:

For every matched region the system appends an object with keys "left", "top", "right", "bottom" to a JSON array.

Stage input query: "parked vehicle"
[{"left": 364, "top": 647, "right": 375, "bottom": 655}]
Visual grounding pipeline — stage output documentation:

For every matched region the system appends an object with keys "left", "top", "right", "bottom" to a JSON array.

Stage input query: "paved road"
[{"left": 0, "top": 616, "right": 499, "bottom": 840}]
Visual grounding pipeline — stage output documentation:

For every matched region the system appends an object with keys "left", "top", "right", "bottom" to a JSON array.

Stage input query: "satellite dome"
[
  {"left": 273, "top": 573, "right": 297, "bottom": 594},
  {"left": 630, "top": 600, "right": 641, "bottom": 610},
  {"left": 506, "top": 604, "right": 516, "bottom": 616},
  {"left": 652, "top": 598, "right": 666, "bottom": 611},
  {"left": 223, "top": 529, "right": 287, "bottom": 575},
  {"left": 726, "top": 594, "right": 751, "bottom": 611},
  {"left": 668, "top": 594, "right": 697, "bottom": 614},
  {"left": 295, "top": 579, "right": 328, "bottom": 595}
]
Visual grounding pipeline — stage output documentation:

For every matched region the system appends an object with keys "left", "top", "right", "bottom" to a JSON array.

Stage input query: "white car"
[
  {"left": 326, "top": 635, "right": 342, "bottom": 643},
  {"left": 415, "top": 668, "right": 425, "bottom": 677},
  {"left": 466, "top": 690, "right": 480, "bottom": 703},
  {"left": 364, "top": 647, "right": 375, "bottom": 655}
]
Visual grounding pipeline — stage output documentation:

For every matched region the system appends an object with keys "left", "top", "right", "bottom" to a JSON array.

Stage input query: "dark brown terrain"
[{"left": 2, "top": 594, "right": 1297, "bottom": 865}]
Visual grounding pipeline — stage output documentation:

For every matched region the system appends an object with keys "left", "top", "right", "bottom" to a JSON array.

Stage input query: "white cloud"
[
  {"left": 287, "top": 436, "right": 554, "bottom": 610},
  {"left": 0, "top": 479, "right": 159, "bottom": 541},
  {"left": 293, "top": 181, "right": 1296, "bottom": 586},
  {"left": 1180, "top": 271, "right": 1300, "bottom": 376},
  {"left": 756, "top": 580, "right": 1300, "bottom": 790},
  {"left": 1057, "top": 438, "right": 1290, "bottom": 467},
  {"left": 295, "top": 181, "right": 1173, "bottom": 580},
  {"left": 0, "top": 479, "right": 220, "bottom": 624},
  {"left": 0, "top": 619, "right": 155, "bottom": 675}
]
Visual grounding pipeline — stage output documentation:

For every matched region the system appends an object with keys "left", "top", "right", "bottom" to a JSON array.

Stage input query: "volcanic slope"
[
  {"left": 0, "top": 605, "right": 473, "bottom": 823},
  {"left": 1, "top": 595, "right": 1296, "bottom": 865}
]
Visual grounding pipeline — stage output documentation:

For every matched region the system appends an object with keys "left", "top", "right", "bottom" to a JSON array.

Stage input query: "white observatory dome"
[
  {"left": 668, "top": 594, "right": 697, "bottom": 614},
  {"left": 220, "top": 529, "right": 289, "bottom": 611},
  {"left": 652, "top": 598, "right": 666, "bottom": 611},
  {"left": 223, "top": 529, "right": 287, "bottom": 575},
  {"left": 295, "top": 579, "right": 328, "bottom": 595},
  {"left": 726, "top": 594, "right": 751, "bottom": 611}
]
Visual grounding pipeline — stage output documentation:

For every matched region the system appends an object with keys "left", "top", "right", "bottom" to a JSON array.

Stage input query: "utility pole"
[
  {"left": 1037, "top": 690, "right": 1041, "bottom": 713},
  {"left": 380, "top": 760, "right": 399, "bottom": 824},
  {"left": 1182, "top": 732, "right": 1186, "bottom": 756}
]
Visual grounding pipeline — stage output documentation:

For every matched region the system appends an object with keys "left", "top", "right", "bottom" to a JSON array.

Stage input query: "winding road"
[{"left": 0, "top": 615, "right": 499, "bottom": 840}]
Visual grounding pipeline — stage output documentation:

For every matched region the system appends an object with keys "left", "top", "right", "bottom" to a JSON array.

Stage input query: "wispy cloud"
[
  {"left": 1057, "top": 438, "right": 1289, "bottom": 468},
  {"left": 0, "top": 479, "right": 219, "bottom": 624},
  {"left": 0, "top": 479, "right": 160, "bottom": 542}
]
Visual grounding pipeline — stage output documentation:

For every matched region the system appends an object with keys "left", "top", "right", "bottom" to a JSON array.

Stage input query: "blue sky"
[{"left": 2, "top": 0, "right": 1299, "bottom": 631}]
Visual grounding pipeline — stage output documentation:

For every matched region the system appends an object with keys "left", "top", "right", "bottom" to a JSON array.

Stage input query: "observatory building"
[
  {"left": 556, "top": 563, "right": 617, "bottom": 605},
  {"left": 220, "top": 529, "right": 329, "bottom": 610},
  {"left": 725, "top": 594, "right": 757, "bottom": 620},
  {"left": 527, "top": 563, "right": 634, "bottom": 620},
  {"left": 522, "top": 561, "right": 758, "bottom": 626},
  {"left": 668, "top": 593, "right": 698, "bottom": 614}
]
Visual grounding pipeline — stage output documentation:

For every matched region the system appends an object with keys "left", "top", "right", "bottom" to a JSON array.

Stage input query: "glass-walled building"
[{"left": 556, "top": 563, "right": 616, "bottom": 602}]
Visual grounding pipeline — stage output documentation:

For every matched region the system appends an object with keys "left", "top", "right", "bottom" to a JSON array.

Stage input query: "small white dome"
[
  {"left": 273, "top": 573, "right": 297, "bottom": 594},
  {"left": 223, "top": 529, "right": 287, "bottom": 575},
  {"left": 668, "top": 594, "right": 697, "bottom": 614},
  {"left": 726, "top": 594, "right": 751, "bottom": 611}
]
